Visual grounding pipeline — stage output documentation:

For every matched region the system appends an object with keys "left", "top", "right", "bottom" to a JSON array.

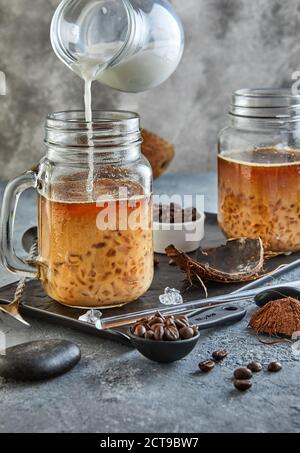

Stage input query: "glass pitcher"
[
  {"left": 0, "top": 111, "right": 154, "bottom": 309},
  {"left": 50, "top": 0, "right": 184, "bottom": 92}
]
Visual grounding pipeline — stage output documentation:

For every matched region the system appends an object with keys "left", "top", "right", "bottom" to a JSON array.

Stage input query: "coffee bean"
[
  {"left": 164, "top": 326, "right": 180, "bottom": 341},
  {"left": 184, "top": 207, "right": 199, "bottom": 223},
  {"left": 199, "top": 360, "right": 215, "bottom": 373},
  {"left": 247, "top": 362, "right": 263, "bottom": 373},
  {"left": 175, "top": 319, "right": 187, "bottom": 329},
  {"left": 234, "top": 380, "right": 252, "bottom": 392},
  {"left": 154, "top": 311, "right": 164, "bottom": 320},
  {"left": 234, "top": 368, "right": 253, "bottom": 380},
  {"left": 212, "top": 350, "right": 228, "bottom": 361},
  {"left": 132, "top": 322, "right": 141, "bottom": 331},
  {"left": 179, "top": 326, "right": 194, "bottom": 340},
  {"left": 268, "top": 362, "right": 282, "bottom": 373},
  {"left": 149, "top": 317, "right": 164, "bottom": 327},
  {"left": 133, "top": 325, "right": 146, "bottom": 338},
  {"left": 165, "top": 319, "right": 177, "bottom": 328},
  {"left": 191, "top": 325, "right": 199, "bottom": 336},
  {"left": 175, "top": 316, "right": 190, "bottom": 329},
  {"left": 153, "top": 325, "right": 165, "bottom": 341},
  {"left": 145, "top": 330, "right": 155, "bottom": 340},
  {"left": 168, "top": 259, "right": 177, "bottom": 266},
  {"left": 165, "top": 315, "right": 175, "bottom": 321},
  {"left": 151, "top": 322, "right": 166, "bottom": 331},
  {"left": 175, "top": 315, "right": 189, "bottom": 327},
  {"left": 139, "top": 317, "right": 149, "bottom": 324}
]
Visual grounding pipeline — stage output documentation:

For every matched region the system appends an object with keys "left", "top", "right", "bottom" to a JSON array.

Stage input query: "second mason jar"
[
  {"left": 1, "top": 111, "right": 154, "bottom": 308},
  {"left": 218, "top": 89, "right": 300, "bottom": 253}
]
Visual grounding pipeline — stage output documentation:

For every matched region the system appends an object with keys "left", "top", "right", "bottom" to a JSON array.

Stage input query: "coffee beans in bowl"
[
  {"left": 153, "top": 203, "right": 205, "bottom": 254},
  {"left": 129, "top": 312, "right": 200, "bottom": 363}
]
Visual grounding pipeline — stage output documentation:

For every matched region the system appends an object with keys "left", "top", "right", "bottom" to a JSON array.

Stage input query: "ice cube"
[
  {"left": 159, "top": 287, "right": 183, "bottom": 306},
  {"left": 79, "top": 309, "right": 103, "bottom": 330}
]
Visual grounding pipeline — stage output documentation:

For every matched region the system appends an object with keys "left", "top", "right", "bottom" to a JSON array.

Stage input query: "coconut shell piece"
[
  {"left": 141, "top": 129, "right": 175, "bottom": 179},
  {"left": 165, "top": 239, "right": 265, "bottom": 294}
]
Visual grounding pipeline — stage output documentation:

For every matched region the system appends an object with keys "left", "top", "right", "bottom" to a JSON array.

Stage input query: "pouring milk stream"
[
  {"left": 0, "top": 71, "right": 6, "bottom": 96},
  {"left": 51, "top": 0, "right": 184, "bottom": 196}
]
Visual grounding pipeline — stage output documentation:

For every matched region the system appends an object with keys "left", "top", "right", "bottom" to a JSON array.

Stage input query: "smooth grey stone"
[{"left": 0, "top": 340, "right": 81, "bottom": 381}]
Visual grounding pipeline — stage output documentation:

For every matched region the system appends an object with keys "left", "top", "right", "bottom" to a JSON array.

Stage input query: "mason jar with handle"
[{"left": 1, "top": 111, "right": 154, "bottom": 308}]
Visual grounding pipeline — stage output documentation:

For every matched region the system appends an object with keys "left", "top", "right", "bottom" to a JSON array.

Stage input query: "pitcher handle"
[{"left": 1, "top": 170, "right": 38, "bottom": 278}]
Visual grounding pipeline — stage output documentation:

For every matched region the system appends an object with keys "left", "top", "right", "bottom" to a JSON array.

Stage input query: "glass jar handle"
[{"left": 1, "top": 170, "right": 38, "bottom": 278}]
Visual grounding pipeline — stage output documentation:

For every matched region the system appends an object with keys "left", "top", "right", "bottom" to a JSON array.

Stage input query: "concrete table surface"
[{"left": 0, "top": 173, "right": 300, "bottom": 434}]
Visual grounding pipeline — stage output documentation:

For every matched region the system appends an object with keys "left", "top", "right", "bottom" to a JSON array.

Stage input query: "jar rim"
[
  {"left": 230, "top": 88, "right": 300, "bottom": 120},
  {"left": 45, "top": 110, "right": 142, "bottom": 151}
]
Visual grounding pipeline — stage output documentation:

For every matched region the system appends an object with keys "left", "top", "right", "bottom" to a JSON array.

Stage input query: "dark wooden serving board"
[{"left": 0, "top": 214, "right": 300, "bottom": 346}]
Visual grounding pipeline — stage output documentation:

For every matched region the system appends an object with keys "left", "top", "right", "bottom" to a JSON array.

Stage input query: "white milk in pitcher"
[{"left": 76, "top": 40, "right": 181, "bottom": 196}]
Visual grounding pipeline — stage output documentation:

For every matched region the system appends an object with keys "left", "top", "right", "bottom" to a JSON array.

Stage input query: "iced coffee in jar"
[
  {"left": 218, "top": 89, "right": 300, "bottom": 253},
  {"left": 1, "top": 111, "right": 154, "bottom": 308}
]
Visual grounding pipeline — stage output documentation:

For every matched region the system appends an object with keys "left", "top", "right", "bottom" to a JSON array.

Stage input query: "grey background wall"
[{"left": 0, "top": 0, "right": 300, "bottom": 180}]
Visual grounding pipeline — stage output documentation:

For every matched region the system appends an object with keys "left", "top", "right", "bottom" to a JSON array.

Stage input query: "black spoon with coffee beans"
[
  {"left": 128, "top": 285, "right": 300, "bottom": 364},
  {"left": 129, "top": 305, "right": 247, "bottom": 363}
]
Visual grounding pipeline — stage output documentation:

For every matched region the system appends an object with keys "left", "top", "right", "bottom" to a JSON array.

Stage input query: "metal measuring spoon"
[
  {"left": 254, "top": 286, "right": 300, "bottom": 308},
  {"left": 0, "top": 243, "right": 37, "bottom": 327},
  {"left": 0, "top": 299, "right": 30, "bottom": 327}
]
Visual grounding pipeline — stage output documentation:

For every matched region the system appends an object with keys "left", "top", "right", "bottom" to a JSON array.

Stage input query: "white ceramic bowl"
[{"left": 153, "top": 212, "right": 205, "bottom": 254}]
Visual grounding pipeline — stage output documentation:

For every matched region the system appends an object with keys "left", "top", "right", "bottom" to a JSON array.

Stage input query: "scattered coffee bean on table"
[
  {"left": 247, "top": 362, "right": 263, "bottom": 373},
  {"left": 268, "top": 362, "right": 282, "bottom": 373},
  {"left": 234, "top": 379, "right": 252, "bottom": 392},
  {"left": 234, "top": 368, "right": 253, "bottom": 380},
  {"left": 168, "top": 259, "right": 176, "bottom": 266},
  {"left": 212, "top": 350, "right": 228, "bottom": 361},
  {"left": 199, "top": 360, "right": 215, "bottom": 373},
  {"left": 131, "top": 312, "right": 199, "bottom": 342}
]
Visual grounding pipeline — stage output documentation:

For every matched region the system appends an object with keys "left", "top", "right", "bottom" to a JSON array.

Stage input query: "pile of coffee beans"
[
  {"left": 132, "top": 312, "right": 199, "bottom": 342},
  {"left": 154, "top": 203, "right": 201, "bottom": 224}
]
